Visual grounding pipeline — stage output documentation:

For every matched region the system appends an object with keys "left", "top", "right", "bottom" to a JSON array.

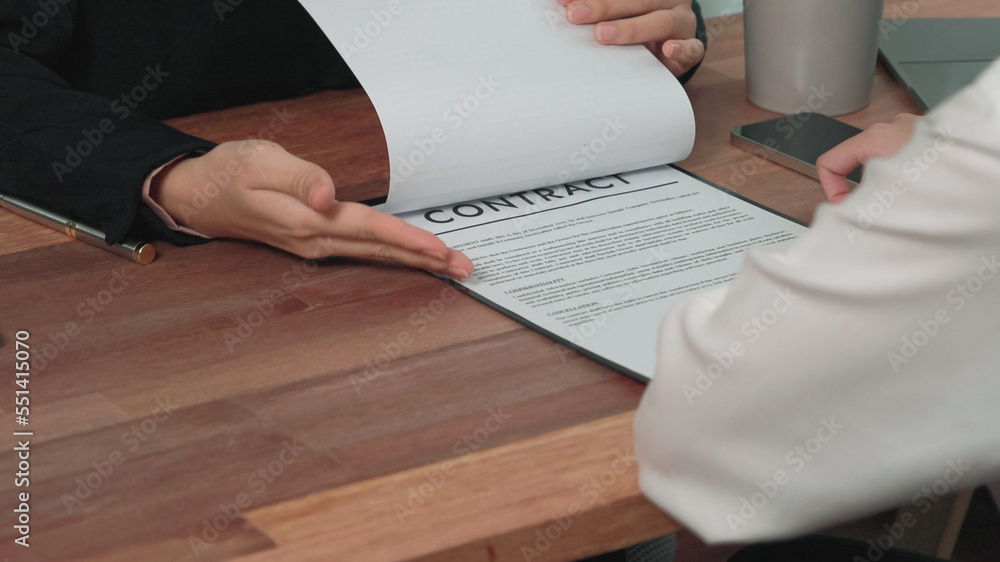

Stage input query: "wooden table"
[{"left": 0, "top": 1, "right": 990, "bottom": 560}]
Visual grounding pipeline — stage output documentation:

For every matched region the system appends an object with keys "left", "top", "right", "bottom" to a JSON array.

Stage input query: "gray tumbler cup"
[{"left": 744, "top": 0, "right": 884, "bottom": 116}]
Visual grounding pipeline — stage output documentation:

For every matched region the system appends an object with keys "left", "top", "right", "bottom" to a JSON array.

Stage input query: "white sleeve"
[{"left": 634, "top": 60, "right": 1000, "bottom": 544}]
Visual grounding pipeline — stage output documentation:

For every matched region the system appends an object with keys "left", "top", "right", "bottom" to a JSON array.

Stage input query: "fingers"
[
  {"left": 560, "top": 1, "right": 702, "bottom": 75},
  {"left": 816, "top": 115, "right": 920, "bottom": 203},
  {"left": 660, "top": 37, "right": 705, "bottom": 76},
  {"left": 594, "top": 9, "right": 681, "bottom": 45},
  {"left": 319, "top": 203, "right": 450, "bottom": 257},
  {"left": 229, "top": 192, "right": 475, "bottom": 279},
  {"left": 560, "top": 0, "right": 681, "bottom": 24},
  {"left": 303, "top": 237, "right": 474, "bottom": 280},
  {"left": 304, "top": 202, "right": 475, "bottom": 279},
  {"left": 816, "top": 151, "right": 859, "bottom": 203},
  {"left": 201, "top": 140, "right": 474, "bottom": 279},
  {"left": 247, "top": 142, "right": 338, "bottom": 212},
  {"left": 816, "top": 132, "right": 874, "bottom": 203}
]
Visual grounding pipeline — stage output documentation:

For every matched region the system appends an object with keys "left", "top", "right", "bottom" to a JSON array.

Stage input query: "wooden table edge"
[{"left": 235, "top": 411, "right": 680, "bottom": 561}]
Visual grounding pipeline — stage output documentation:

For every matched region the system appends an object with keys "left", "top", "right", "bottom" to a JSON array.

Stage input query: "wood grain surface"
[{"left": 0, "top": 2, "right": 992, "bottom": 560}]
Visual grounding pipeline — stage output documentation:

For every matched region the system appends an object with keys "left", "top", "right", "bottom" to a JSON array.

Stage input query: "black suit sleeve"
[{"left": 0, "top": 2, "right": 215, "bottom": 246}]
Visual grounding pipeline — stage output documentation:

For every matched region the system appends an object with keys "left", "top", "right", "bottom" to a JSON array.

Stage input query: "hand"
[
  {"left": 816, "top": 113, "right": 920, "bottom": 203},
  {"left": 559, "top": 0, "right": 705, "bottom": 77},
  {"left": 149, "top": 140, "right": 474, "bottom": 280}
]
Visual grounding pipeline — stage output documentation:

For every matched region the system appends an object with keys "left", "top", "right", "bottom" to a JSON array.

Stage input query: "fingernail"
[
  {"left": 667, "top": 42, "right": 682, "bottom": 58},
  {"left": 596, "top": 23, "right": 618, "bottom": 42},
  {"left": 309, "top": 184, "right": 326, "bottom": 207},
  {"left": 567, "top": 2, "right": 590, "bottom": 23},
  {"left": 422, "top": 249, "right": 449, "bottom": 261},
  {"left": 446, "top": 267, "right": 471, "bottom": 281}
]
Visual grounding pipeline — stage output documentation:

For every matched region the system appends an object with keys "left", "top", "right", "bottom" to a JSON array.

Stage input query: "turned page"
[{"left": 300, "top": 0, "right": 695, "bottom": 213}]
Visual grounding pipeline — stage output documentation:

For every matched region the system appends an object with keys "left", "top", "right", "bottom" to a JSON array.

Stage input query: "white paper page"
[
  {"left": 400, "top": 166, "right": 808, "bottom": 379},
  {"left": 300, "top": 0, "right": 695, "bottom": 213}
]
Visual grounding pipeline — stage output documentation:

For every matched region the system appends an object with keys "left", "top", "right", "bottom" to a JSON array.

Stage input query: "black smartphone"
[{"left": 731, "top": 113, "right": 864, "bottom": 184}]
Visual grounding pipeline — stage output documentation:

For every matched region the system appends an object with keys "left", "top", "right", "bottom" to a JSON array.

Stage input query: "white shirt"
[{"left": 634, "top": 59, "right": 1000, "bottom": 543}]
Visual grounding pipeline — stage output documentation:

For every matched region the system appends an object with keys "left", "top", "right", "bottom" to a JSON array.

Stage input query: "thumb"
[
  {"left": 816, "top": 134, "right": 870, "bottom": 203},
  {"left": 661, "top": 38, "right": 705, "bottom": 77},
  {"left": 251, "top": 142, "right": 337, "bottom": 211}
]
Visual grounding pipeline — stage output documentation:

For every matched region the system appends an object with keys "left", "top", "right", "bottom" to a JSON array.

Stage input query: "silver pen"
[{"left": 0, "top": 192, "right": 155, "bottom": 265}]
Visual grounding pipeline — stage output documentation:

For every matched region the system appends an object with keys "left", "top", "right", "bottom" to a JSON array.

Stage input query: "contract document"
[
  {"left": 301, "top": 1, "right": 808, "bottom": 379},
  {"left": 399, "top": 166, "right": 806, "bottom": 379}
]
